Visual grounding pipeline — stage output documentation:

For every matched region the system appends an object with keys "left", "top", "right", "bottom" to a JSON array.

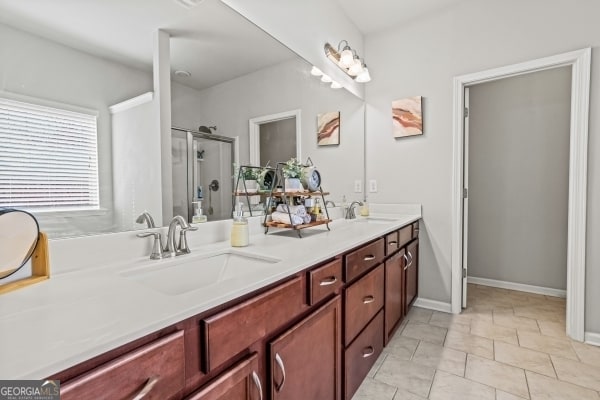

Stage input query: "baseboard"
[
  {"left": 413, "top": 297, "right": 452, "bottom": 313},
  {"left": 467, "top": 276, "right": 566, "bottom": 298},
  {"left": 584, "top": 332, "right": 600, "bottom": 347}
]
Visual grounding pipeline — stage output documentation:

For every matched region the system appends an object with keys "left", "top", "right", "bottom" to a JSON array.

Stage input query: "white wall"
[
  {"left": 171, "top": 57, "right": 365, "bottom": 204},
  {"left": 221, "top": 0, "right": 365, "bottom": 99},
  {"left": 0, "top": 22, "right": 153, "bottom": 236},
  {"left": 468, "top": 67, "right": 571, "bottom": 290},
  {"left": 364, "top": 0, "right": 600, "bottom": 333}
]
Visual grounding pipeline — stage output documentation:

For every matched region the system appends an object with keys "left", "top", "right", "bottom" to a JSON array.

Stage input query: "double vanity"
[{"left": 0, "top": 206, "right": 420, "bottom": 400}]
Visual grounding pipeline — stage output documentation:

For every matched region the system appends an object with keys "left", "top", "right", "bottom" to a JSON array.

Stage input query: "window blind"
[{"left": 0, "top": 97, "right": 99, "bottom": 210}]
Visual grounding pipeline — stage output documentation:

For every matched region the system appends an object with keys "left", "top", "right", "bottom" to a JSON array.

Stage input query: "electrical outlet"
[
  {"left": 369, "top": 179, "right": 378, "bottom": 193},
  {"left": 354, "top": 180, "right": 362, "bottom": 193}
]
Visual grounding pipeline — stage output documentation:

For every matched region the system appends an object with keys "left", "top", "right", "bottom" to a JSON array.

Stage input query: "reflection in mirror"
[
  {"left": 0, "top": 209, "right": 39, "bottom": 279},
  {"left": 0, "top": 0, "right": 365, "bottom": 239}
]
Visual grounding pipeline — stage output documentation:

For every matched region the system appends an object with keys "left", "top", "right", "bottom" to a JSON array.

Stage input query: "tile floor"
[{"left": 352, "top": 283, "right": 600, "bottom": 400}]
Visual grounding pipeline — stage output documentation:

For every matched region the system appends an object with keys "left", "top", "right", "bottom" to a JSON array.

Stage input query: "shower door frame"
[{"left": 172, "top": 126, "right": 236, "bottom": 222}]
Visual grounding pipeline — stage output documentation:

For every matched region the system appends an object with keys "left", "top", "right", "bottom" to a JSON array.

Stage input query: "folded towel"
[
  {"left": 276, "top": 204, "right": 308, "bottom": 217},
  {"left": 271, "top": 211, "right": 304, "bottom": 225}
]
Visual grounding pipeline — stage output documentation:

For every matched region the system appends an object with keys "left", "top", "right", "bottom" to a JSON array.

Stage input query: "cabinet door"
[
  {"left": 269, "top": 296, "right": 342, "bottom": 400},
  {"left": 385, "top": 249, "right": 405, "bottom": 344},
  {"left": 404, "top": 240, "right": 419, "bottom": 313},
  {"left": 186, "top": 353, "right": 262, "bottom": 400}
]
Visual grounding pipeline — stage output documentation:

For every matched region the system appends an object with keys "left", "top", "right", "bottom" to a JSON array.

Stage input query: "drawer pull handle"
[
  {"left": 407, "top": 251, "right": 413, "bottom": 267},
  {"left": 319, "top": 276, "right": 338, "bottom": 286},
  {"left": 132, "top": 376, "right": 159, "bottom": 400},
  {"left": 388, "top": 241, "right": 398, "bottom": 246},
  {"left": 252, "top": 371, "right": 263, "bottom": 400},
  {"left": 362, "top": 346, "right": 375, "bottom": 358},
  {"left": 274, "top": 353, "right": 286, "bottom": 392},
  {"left": 363, "top": 255, "right": 376, "bottom": 261},
  {"left": 362, "top": 295, "right": 375, "bottom": 304}
]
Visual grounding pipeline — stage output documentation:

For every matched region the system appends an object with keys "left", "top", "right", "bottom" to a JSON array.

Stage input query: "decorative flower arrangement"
[
  {"left": 241, "top": 166, "right": 260, "bottom": 181},
  {"left": 282, "top": 158, "right": 304, "bottom": 179}
]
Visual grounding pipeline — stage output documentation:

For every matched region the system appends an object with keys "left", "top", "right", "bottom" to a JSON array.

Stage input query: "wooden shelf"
[
  {"left": 264, "top": 219, "right": 331, "bottom": 230},
  {"left": 270, "top": 191, "right": 330, "bottom": 197}
]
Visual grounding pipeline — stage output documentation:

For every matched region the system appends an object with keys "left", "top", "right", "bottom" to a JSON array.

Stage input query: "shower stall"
[{"left": 171, "top": 127, "right": 235, "bottom": 223}]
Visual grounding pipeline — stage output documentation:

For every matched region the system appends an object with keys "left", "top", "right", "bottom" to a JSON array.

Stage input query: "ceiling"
[
  {"left": 336, "top": 0, "right": 466, "bottom": 35},
  {"left": 0, "top": 0, "right": 296, "bottom": 90}
]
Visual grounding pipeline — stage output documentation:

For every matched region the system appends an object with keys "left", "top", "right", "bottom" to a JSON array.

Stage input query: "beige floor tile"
[
  {"left": 571, "top": 341, "right": 600, "bottom": 368},
  {"left": 412, "top": 341, "right": 467, "bottom": 377},
  {"left": 430, "top": 311, "right": 471, "bottom": 332},
  {"left": 517, "top": 331, "right": 578, "bottom": 360},
  {"left": 391, "top": 388, "right": 427, "bottom": 400},
  {"left": 537, "top": 320, "right": 567, "bottom": 338},
  {"left": 352, "top": 377, "right": 397, "bottom": 400},
  {"left": 429, "top": 370, "right": 495, "bottom": 400},
  {"left": 551, "top": 355, "right": 600, "bottom": 392},
  {"left": 494, "top": 341, "right": 556, "bottom": 378},
  {"left": 493, "top": 312, "right": 540, "bottom": 333},
  {"left": 471, "top": 321, "right": 519, "bottom": 345},
  {"left": 375, "top": 355, "right": 435, "bottom": 398},
  {"left": 401, "top": 321, "right": 447, "bottom": 345},
  {"left": 496, "top": 390, "right": 528, "bottom": 399},
  {"left": 406, "top": 307, "right": 433, "bottom": 323},
  {"left": 526, "top": 371, "right": 600, "bottom": 400},
  {"left": 368, "top": 353, "right": 388, "bottom": 378},
  {"left": 465, "top": 354, "right": 529, "bottom": 398},
  {"left": 383, "top": 334, "right": 419, "bottom": 359},
  {"left": 514, "top": 306, "right": 565, "bottom": 323},
  {"left": 445, "top": 329, "right": 494, "bottom": 359}
]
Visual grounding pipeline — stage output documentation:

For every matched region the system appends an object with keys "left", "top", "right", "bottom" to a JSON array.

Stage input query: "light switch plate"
[
  {"left": 369, "top": 179, "right": 378, "bottom": 193},
  {"left": 354, "top": 180, "right": 362, "bottom": 193}
]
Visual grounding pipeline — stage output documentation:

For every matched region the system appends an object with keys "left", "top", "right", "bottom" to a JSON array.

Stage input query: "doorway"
[
  {"left": 451, "top": 48, "right": 591, "bottom": 341},
  {"left": 249, "top": 109, "right": 301, "bottom": 166}
]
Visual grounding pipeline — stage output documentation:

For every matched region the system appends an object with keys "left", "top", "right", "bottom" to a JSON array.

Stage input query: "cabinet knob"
[
  {"left": 274, "top": 353, "right": 287, "bottom": 392},
  {"left": 319, "top": 276, "right": 338, "bottom": 286},
  {"left": 132, "top": 376, "right": 159, "bottom": 400},
  {"left": 251, "top": 371, "right": 263, "bottom": 400},
  {"left": 362, "top": 346, "right": 375, "bottom": 358},
  {"left": 362, "top": 295, "right": 375, "bottom": 304}
]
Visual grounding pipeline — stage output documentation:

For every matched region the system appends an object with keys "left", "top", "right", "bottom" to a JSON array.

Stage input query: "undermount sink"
[{"left": 120, "top": 250, "right": 281, "bottom": 296}]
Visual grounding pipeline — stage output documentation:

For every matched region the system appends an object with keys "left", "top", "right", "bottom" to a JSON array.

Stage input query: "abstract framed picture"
[
  {"left": 317, "top": 111, "right": 340, "bottom": 146},
  {"left": 392, "top": 96, "right": 423, "bottom": 138}
]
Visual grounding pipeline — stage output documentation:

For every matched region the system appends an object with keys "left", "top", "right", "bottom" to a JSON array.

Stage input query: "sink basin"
[
  {"left": 121, "top": 250, "right": 281, "bottom": 296},
  {"left": 353, "top": 217, "right": 398, "bottom": 224}
]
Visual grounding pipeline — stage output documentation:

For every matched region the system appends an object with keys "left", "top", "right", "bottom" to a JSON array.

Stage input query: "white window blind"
[{"left": 0, "top": 97, "right": 99, "bottom": 211}]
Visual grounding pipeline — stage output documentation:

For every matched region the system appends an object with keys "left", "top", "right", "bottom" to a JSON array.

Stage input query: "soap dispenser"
[
  {"left": 192, "top": 201, "right": 207, "bottom": 223},
  {"left": 230, "top": 202, "right": 249, "bottom": 247}
]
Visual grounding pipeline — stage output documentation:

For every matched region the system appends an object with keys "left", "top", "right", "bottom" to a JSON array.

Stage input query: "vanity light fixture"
[
  {"left": 310, "top": 66, "right": 323, "bottom": 76},
  {"left": 324, "top": 41, "right": 371, "bottom": 83},
  {"left": 330, "top": 81, "right": 342, "bottom": 89},
  {"left": 320, "top": 74, "right": 333, "bottom": 83},
  {"left": 174, "top": 70, "right": 191, "bottom": 78}
]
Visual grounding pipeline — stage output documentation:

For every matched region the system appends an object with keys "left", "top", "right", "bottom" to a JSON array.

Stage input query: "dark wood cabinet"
[
  {"left": 186, "top": 353, "right": 262, "bottom": 400},
  {"left": 269, "top": 296, "right": 342, "bottom": 400},
  {"left": 384, "top": 248, "right": 405, "bottom": 344},
  {"left": 404, "top": 239, "right": 419, "bottom": 313}
]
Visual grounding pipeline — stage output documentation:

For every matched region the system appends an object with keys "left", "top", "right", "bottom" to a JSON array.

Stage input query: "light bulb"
[
  {"left": 340, "top": 47, "right": 354, "bottom": 67},
  {"left": 330, "top": 81, "right": 342, "bottom": 89},
  {"left": 310, "top": 66, "right": 323, "bottom": 76},
  {"left": 348, "top": 58, "right": 363, "bottom": 76},
  {"left": 355, "top": 66, "right": 371, "bottom": 83},
  {"left": 321, "top": 74, "right": 332, "bottom": 83}
]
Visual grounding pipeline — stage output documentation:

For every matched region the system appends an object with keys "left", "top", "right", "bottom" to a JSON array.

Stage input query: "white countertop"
[{"left": 0, "top": 206, "right": 420, "bottom": 379}]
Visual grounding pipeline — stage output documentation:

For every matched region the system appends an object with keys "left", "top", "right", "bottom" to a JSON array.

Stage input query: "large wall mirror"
[{"left": 0, "top": 0, "right": 365, "bottom": 239}]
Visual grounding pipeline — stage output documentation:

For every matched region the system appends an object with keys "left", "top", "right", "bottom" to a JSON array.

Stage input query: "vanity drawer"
[
  {"left": 344, "top": 264, "right": 384, "bottom": 345},
  {"left": 308, "top": 257, "right": 343, "bottom": 305},
  {"left": 61, "top": 331, "right": 185, "bottom": 400},
  {"left": 344, "top": 238, "right": 384, "bottom": 282},
  {"left": 412, "top": 221, "right": 420, "bottom": 239},
  {"left": 202, "top": 276, "right": 305, "bottom": 372},
  {"left": 344, "top": 310, "right": 384, "bottom": 400},
  {"left": 385, "top": 230, "right": 400, "bottom": 256},
  {"left": 398, "top": 224, "right": 413, "bottom": 248}
]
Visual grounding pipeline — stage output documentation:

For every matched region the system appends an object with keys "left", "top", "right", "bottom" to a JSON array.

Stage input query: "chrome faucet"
[
  {"left": 325, "top": 200, "right": 336, "bottom": 207},
  {"left": 165, "top": 215, "right": 197, "bottom": 256},
  {"left": 136, "top": 211, "right": 156, "bottom": 228},
  {"left": 346, "top": 201, "right": 364, "bottom": 219}
]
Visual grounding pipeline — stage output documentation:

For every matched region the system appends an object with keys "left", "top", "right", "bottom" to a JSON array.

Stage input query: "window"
[{"left": 0, "top": 97, "right": 99, "bottom": 211}]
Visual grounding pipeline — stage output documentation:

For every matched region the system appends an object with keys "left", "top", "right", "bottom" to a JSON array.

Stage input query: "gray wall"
[
  {"left": 260, "top": 118, "right": 297, "bottom": 166},
  {"left": 467, "top": 67, "right": 571, "bottom": 290},
  {"left": 364, "top": 0, "right": 600, "bottom": 333}
]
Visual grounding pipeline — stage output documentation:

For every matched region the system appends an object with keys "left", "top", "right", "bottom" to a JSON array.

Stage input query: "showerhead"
[{"left": 198, "top": 125, "right": 217, "bottom": 134}]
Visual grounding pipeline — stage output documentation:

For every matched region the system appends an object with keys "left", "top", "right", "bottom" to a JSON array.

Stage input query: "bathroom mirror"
[
  {"left": 0, "top": 0, "right": 365, "bottom": 238},
  {"left": 0, "top": 209, "right": 39, "bottom": 280}
]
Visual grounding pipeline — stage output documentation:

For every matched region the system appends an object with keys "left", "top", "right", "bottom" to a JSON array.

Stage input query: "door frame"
[
  {"left": 450, "top": 48, "right": 591, "bottom": 342},
  {"left": 249, "top": 109, "right": 302, "bottom": 166}
]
